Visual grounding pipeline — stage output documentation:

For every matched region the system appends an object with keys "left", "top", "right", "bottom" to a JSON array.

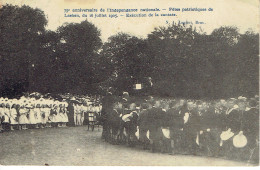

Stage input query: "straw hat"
[
  {"left": 162, "top": 128, "right": 170, "bottom": 139},
  {"left": 238, "top": 96, "right": 247, "bottom": 101},
  {"left": 233, "top": 131, "right": 247, "bottom": 148},
  {"left": 233, "top": 104, "right": 239, "bottom": 109},
  {"left": 220, "top": 128, "right": 234, "bottom": 141}
]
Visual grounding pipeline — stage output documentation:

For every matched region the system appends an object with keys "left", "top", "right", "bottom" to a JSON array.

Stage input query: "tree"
[
  {"left": 100, "top": 33, "right": 149, "bottom": 95},
  {"left": 145, "top": 24, "right": 258, "bottom": 99},
  {"left": 0, "top": 4, "right": 47, "bottom": 97},
  {"left": 54, "top": 20, "right": 102, "bottom": 94},
  {"left": 231, "top": 30, "right": 259, "bottom": 97},
  {"left": 147, "top": 23, "right": 199, "bottom": 97}
]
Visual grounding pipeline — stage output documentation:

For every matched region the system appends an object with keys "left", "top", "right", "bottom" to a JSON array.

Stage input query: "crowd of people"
[
  {"left": 100, "top": 91, "right": 259, "bottom": 163},
  {"left": 73, "top": 103, "right": 102, "bottom": 126},
  {"left": 0, "top": 96, "right": 69, "bottom": 131},
  {"left": 0, "top": 93, "right": 102, "bottom": 132},
  {"left": 0, "top": 90, "right": 258, "bottom": 163}
]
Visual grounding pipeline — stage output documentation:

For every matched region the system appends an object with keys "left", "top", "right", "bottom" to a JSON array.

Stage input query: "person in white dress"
[
  {"left": 28, "top": 105, "right": 37, "bottom": 128},
  {"left": 3, "top": 103, "right": 11, "bottom": 131},
  {"left": 40, "top": 104, "right": 46, "bottom": 128},
  {"left": 45, "top": 105, "right": 52, "bottom": 128},
  {"left": 57, "top": 104, "right": 64, "bottom": 127},
  {"left": 34, "top": 103, "right": 42, "bottom": 128},
  {"left": 50, "top": 104, "right": 58, "bottom": 127},
  {"left": 10, "top": 104, "right": 18, "bottom": 130},
  {"left": 18, "top": 105, "right": 29, "bottom": 130},
  {"left": 63, "top": 103, "right": 69, "bottom": 127}
]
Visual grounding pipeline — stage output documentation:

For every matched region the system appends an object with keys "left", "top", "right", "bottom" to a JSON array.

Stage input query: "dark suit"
[
  {"left": 182, "top": 110, "right": 198, "bottom": 154},
  {"left": 243, "top": 108, "right": 259, "bottom": 148},
  {"left": 101, "top": 94, "right": 117, "bottom": 140},
  {"left": 147, "top": 107, "right": 164, "bottom": 152}
]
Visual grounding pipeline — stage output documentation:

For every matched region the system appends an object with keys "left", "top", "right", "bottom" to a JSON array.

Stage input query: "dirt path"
[{"left": 0, "top": 126, "right": 252, "bottom": 166}]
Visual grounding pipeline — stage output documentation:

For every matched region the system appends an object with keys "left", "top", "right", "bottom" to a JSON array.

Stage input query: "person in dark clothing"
[
  {"left": 199, "top": 103, "right": 221, "bottom": 157},
  {"left": 241, "top": 99, "right": 259, "bottom": 163},
  {"left": 67, "top": 102, "right": 75, "bottom": 126},
  {"left": 107, "top": 102, "right": 122, "bottom": 144},
  {"left": 166, "top": 102, "right": 184, "bottom": 154},
  {"left": 227, "top": 105, "right": 240, "bottom": 134},
  {"left": 147, "top": 100, "right": 164, "bottom": 152},
  {"left": 182, "top": 102, "right": 199, "bottom": 155},
  {"left": 243, "top": 99, "right": 259, "bottom": 149},
  {"left": 121, "top": 103, "right": 139, "bottom": 146},
  {"left": 100, "top": 89, "right": 117, "bottom": 141},
  {"left": 137, "top": 103, "right": 152, "bottom": 150}
]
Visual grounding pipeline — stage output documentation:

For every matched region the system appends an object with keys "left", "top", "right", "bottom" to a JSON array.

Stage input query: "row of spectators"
[{"left": 101, "top": 92, "right": 259, "bottom": 164}]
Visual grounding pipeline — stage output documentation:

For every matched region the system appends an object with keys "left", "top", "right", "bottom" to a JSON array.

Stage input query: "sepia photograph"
[{"left": 0, "top": 0, "right": 259, "bottom": 166}]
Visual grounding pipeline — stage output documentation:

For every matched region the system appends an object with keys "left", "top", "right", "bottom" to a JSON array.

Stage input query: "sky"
[{"left": 1, "top": 0, "right": 259, "bottom": 42}]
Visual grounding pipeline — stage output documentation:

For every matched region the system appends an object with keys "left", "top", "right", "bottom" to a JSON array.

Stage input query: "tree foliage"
[
  {"left": 100, "top": 33, "right": 149, "bottom": 94},
  {"left": 0, "top": 5, "right": 258, "bottom": 99},
  {"left": 0, "top": 4, "right": 47, "bottom": 96}
]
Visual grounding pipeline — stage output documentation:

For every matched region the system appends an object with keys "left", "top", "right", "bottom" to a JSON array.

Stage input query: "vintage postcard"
[{"left": 0, "top": 0, "right": 259, "bottom": 166}]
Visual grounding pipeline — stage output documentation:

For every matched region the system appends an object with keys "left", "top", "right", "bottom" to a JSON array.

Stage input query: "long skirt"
[
  {"left": 10, "top": 116, "right": 18, "bottom": 125},
  {"left": 35, "top": 112, "right": 42, "bottom": 124},
  {"left": 49, "top": 114, "right": 57, "bottom": 123},
  {"left": 3, "top": 115, "right": 10, "bottom": 123},
  {"left": 19, "top": 115, "right": 29, "bottom": 124},
  {"left": 55, "top": 113, "right": 63, "bottom": 123},
  {"left": 28, "top": 111, "right": 37, "bottom": 124},
  {"left": 64, "top": 113, "right": 69, "bottom": 123}
]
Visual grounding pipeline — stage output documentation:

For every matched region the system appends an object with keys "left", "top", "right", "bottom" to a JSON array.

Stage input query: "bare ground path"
[{"left": 0, "top": 126, "right": 253, "bottom": 166}]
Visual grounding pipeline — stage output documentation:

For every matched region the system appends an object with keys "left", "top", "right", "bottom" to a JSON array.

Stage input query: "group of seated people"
[{"left": 101, "top": 93, "right": 259, "bottom": 163}]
